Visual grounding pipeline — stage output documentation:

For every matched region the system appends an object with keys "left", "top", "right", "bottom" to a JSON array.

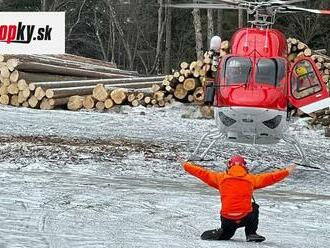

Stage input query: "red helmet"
[{"left": 228, "top": 155, "right": 247, "bottom": 168}]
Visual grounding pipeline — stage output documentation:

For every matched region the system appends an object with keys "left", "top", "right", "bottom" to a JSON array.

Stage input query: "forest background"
[{"left": 1, "top": 0, "right": 329, "bottom": 75}]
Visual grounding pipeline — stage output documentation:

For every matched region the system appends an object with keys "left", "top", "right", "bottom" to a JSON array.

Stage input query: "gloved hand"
[
  {"left": 176, "top": 156, "right": 189, "bottom": 166},
  {"left": 286, "top": 164, "right": 296, "bottom": 174}
]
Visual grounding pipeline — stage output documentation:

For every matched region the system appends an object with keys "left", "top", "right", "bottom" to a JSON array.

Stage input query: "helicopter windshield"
[
  {"left": 224, "top": 57, "right": 252, "bottom": 85},
  {"left": 256, "top": 58, "right": 286, "bottom": 86}
]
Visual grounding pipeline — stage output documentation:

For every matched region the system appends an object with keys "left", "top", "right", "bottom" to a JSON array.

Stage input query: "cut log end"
[
  {"left": 174, "top": 84, "right": 188, "bottom": 100},
  {"left": 0, "top": 95, "right": 10, "bottom": 105},
  {"left": 110, "top": 88, "right": 128, "bottom": 104},
  {"left": 82, "top": 95, "right": 95, "bottom": 109},
  {"left": 104, "top": 98, "right": 114, "bottom": 109},
  {"left": 67, "top": 95, "right": 83, "bottom": 111},
  {"left": 28, "top": 96, "right": 39, "bottom": 108},
  {"left": 93, "top": 84, "right": 108, "bottom": 102},
  {"left": 183, "top": 78, "right": 200, "bottom": 91},
  {"left": 35, "top": 87, "right": 46, "bottom": 100}
]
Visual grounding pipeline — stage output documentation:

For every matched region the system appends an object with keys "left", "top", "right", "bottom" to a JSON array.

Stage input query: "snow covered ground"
[{"left": 0, "top": 104, "right": 329, "bottom": 248}]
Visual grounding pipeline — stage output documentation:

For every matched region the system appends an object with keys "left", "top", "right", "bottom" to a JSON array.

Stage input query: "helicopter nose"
[{"left": 230, "top": 89, "right": 267, "bottom": 106}]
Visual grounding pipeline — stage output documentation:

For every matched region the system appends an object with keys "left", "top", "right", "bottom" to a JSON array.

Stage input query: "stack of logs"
[
  {"left": 66, "top": 40, "right": 229, "bottom": 112},
  {"left": 66, "top": 80, "right": 174, "bottom": 111},
  {"left": 287, "top": 38, "right": 330, "bottom": 132},
  {"left": 308, "top": 109, "right": 330, "bottom": 136},
  {"left": 0, "top": 54, "right": 167, "bottom": 110},
  {"left": 287, "top": 37, "right": 330, "bottom": 89},
  {"left": 0, "top": 56, "right": 30, "bottom": 107},
  {"left": 159, "top": 40, "right": 230, "bottom": 104},
  {"left": 149, "top": 40, "right": 230, "bottom": 117},
  {"left": 1, "top": 37, "right": 330, "bottom": 121}
]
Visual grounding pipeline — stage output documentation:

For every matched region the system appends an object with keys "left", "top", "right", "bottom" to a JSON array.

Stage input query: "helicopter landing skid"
[
  {"left": 189, "top": 129, "right": 225, "bottom": 161},
  {"left": 282, "top": 135, "right": 309, "bottom": 166}
]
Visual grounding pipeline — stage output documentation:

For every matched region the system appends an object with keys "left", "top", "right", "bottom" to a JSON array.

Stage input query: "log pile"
[
  {"left": 287, "top": 38, "right": 330, "bottom": 131},
  {"left": 2, "top": 36, "right": 330, "bottom": 121},
  {"left": 308, "top": 109, "right": 330, "bottom": 129},
  {"left": 0, "top": 56, "right": 31, "bottom": 106},
  {"left": 0, "top": 54, "right": 166, "bottom": 110},
  {"left": 66, "top": 83, "right": 176, "bottom": 111},
  {"left": 158, "top": 40, "right": 230, "bottom": 116},
  {"left": 287, "top": 38, "right": 330, "bottom": 89}
]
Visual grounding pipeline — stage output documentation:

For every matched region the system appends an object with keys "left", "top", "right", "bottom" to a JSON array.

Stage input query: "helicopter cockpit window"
[
  {"left": 224, "top": 57, "right": 252, "bottom": 85},
  {"left": 291, "top": 60, "right": 321, "bottom": 99},
  {"left": 256, "top": 58, "right": 286, "bottom": 86}
]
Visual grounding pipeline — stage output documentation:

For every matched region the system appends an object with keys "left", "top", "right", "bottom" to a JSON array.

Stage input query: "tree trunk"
[
  {"left": 192, "top": 9, "right": 203, "bottom": 61},
  {"left": 164, "top": 0, "right": 172, "bottom": 74},
  {"left": 29, "top": 76, "right": 164, "bottom": 90},
  {"left": 106, "top": 1, "right": 134, "bottom": 70},
  {"left": 94, "top": 10, "right": 108, "bottom": 61},
  {"left": 49, "top": 97, "right": 71, "bottom": 107},
  {"left": 20, "top": 72, "right": 86, "bottom": 84},
  {"left": 217, "top": 10, "right": 224, "bottom": 36},
  {"left": 6, "top": 54, "right": 123, "bottom": 74},
  {"left": 238, "top": 9, "right": 244, "bottom": 28},
  {"left": 41, "top": 0, "right": 47, "bottom": 11},
  {"left": 46, "top": 86, "right": 96, "bottom": 99},
  {"left": 17, "top": 62, "right": 133, "bottom": 79},
  {"left": 207, "top": 9, "right": 214, "bottom": 46},
  {"left": 149, "top": 0, "right": 166, "bottom": 74},
  {"left": 44, "top": 81, "right": 162, "bottom": 99}
]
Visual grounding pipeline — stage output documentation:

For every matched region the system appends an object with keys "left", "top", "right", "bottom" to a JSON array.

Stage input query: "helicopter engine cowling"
[{"left": 214, "top": 106, "right": 288, "bottom": 145}]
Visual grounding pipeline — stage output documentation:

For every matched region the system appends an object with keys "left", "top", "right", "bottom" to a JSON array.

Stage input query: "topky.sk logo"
[
  {"left": 0, "top": 22, "right": 53, "bottom": 44},
  {"left": 0, "top": 12, "right": 65, "bottom": 54}
]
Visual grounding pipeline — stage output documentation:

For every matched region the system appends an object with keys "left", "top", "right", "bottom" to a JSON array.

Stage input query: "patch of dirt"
[{"left": 0, "top": 134, "right": 181, "bottom": 166}]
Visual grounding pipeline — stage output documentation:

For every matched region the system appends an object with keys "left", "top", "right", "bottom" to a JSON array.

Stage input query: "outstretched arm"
[
  {"left": 253, "top": 164, "right": 296, "bottom": 189},
  {"left": 182, "top": 161, "right": 223, "bottom": 189}
]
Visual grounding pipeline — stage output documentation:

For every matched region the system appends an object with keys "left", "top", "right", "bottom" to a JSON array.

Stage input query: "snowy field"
[{"left": 0, "top": 104, "right": 329, "bottom": 248}]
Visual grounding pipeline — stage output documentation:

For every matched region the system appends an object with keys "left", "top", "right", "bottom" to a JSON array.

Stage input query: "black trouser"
[{"left": 201, "top": 203, "right": 259, "bottom": 240}]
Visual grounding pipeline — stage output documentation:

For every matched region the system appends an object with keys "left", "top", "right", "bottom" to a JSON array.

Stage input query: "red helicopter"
[{"left": 171, "top": 0, "right": 330, "bottom": 164}]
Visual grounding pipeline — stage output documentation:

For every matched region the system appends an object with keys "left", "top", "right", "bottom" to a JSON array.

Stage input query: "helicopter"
[{"left": 170, "top": 0, "right": 330, "bottom": 165}]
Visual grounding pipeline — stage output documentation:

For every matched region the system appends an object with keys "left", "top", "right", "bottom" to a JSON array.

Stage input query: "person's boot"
[
  {"left": 201, "top": 228, "right": 223, "bottom": 240},
  {"left": 246, "top": 233, "right": 266, "bottom": 242}
]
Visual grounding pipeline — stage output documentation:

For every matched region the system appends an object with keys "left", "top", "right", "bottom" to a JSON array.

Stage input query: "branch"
[{"left": 66, "top": 0, "right": 87, "bottom": 40}]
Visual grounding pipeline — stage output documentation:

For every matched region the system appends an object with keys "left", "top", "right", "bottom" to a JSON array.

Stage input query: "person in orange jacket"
[{"left": 182, "top": 155, "right": 296, "bottom": 242}]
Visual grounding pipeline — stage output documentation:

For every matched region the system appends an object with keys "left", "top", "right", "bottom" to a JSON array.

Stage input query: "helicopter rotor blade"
[
  {"left": 193, "top": 0, "right": 244, "bottom": 5},
  {"left": 166, "top": 3, "right": 242, "bottom": 9},
  {"left": 209, "top": 0, "right": 241, "bottom": 5},
  {"left": 283, "top": 5, "right": 330, "bottom": 15},
  {"left": 269, "top": 0, "right": 307, "bottom": 4}
]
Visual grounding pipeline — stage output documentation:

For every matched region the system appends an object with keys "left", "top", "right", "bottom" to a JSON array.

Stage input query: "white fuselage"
[{"left": 214, "top": 107, "right": 288, "bottom": 144}]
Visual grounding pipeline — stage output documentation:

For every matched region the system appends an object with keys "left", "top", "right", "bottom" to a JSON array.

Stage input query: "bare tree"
[
  {"left": 93, "top": 9, "right": 107, "bottom": 61},
  {"left": 192, "top": 8, "right": 203, "bottom": 60},
  {"left": 289, "top": 14, "right": 320, "bottom": 45},
  {"left": 66, "top": 0, "right": 87, "bottom": 40},
  {"left": 149, "top": 0, "right": 166, "bottom": 74},
  {"left": 41, "top": 0, "right": 46, "bottom": 11},
  {"left": 207, "top": 9, "right": 214, "bottom": 46},
  {"left": 217, "top": 9, "right": 224, "bottom": 36},
  {"left": 238, "top": 9, "right": 244, "bottom": 28},
  {"left": 164, "top": 0, "right": 172, "bottom": 74},
  {"left": 104, "top": 0, "right": 134, "bottom": 70}
]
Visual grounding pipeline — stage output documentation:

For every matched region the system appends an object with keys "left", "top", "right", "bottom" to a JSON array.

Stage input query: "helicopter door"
[{"left": 289, "top": 57, "right": 330, "bottom": 114}]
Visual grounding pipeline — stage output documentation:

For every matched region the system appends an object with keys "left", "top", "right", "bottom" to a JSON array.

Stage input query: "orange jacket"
[{"left": 183, "top": 162, "right": 289, "bottom": 220}]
